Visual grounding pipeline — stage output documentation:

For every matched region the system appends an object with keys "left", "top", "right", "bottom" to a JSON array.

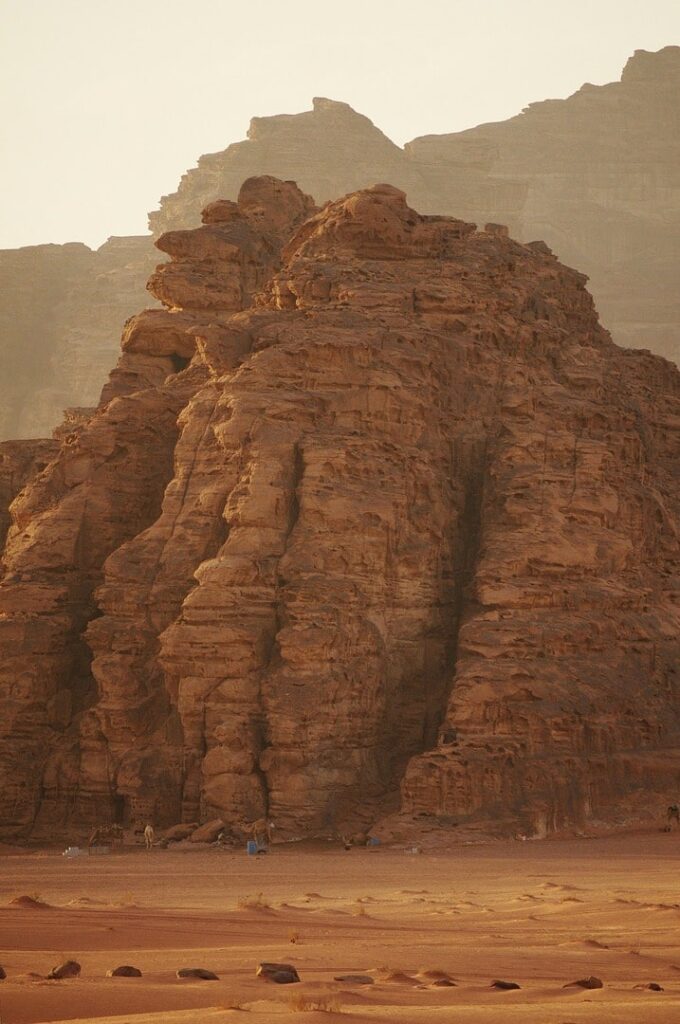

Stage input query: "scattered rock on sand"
[
  {"left": 10, "top": 895, "right": 50, "bottom": 909},
  {"left": 564, "top": 976, "right": 604, "bottom": 989},
  {"left": 188, "top": 819, "right": 225, "bottom": 844},
  {"left": 492, "top": 979, "right": 521, "bottom": 990},
  {"left": 107, "top": 965, "right": 142, "bottom": 977},
  {"left": 273, "top": 970, "right": 300, "bottom": 984},
  {"left": 635, "top": 982, "right": 664, "bottom": 991},
  {"left": 334, "top": 974, "right": 374, "bottom": 985},
  {"left": 176, "top": 967, "right": 219, "bottom": 980},
  {"left": 431, "top": 977, "right": 457, "bottom": 987},
  {"left": 376, "top": 968, "right": 419, "bottom": 985},
  {"left": 0, "top": 965, "right": 6, "bottom": 979},
  {"left": 418, "top": 968, "right": 456, "bottom": 984},
  {"left": 257, "top": 962, "right": 300, "bottom": 984},
  {"left": 48, "top": 960, "right": 81, "bottom": 979}
]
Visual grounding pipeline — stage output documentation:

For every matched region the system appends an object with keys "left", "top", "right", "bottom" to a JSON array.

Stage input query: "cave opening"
[
  {"left": 113, "top": 793, "right": 128, "bottom": 825},
  {"left": 168, "top": 353, "right": 191, "bottom": 375}
]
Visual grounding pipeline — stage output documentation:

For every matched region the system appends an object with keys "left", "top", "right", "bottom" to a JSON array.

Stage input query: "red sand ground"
[{"left": 2, "top": 833, "right": 680, "bottom": 1023}]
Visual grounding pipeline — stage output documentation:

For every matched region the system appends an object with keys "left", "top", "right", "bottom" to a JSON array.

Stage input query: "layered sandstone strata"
[
  {"left": 406, "top": 45, "right": 680, "bottom": 366},
  {"left": 153, "top": 46, "right": 680, "bottom": 365},
  {"left": 0, "top": 176, "right": 678, "bottom": 842},
  {"left": 0, "top": 438, "right": 59, "bottom": 549},
  {"left": 1, "top": 47, "right": 678, "bottom": 441}
]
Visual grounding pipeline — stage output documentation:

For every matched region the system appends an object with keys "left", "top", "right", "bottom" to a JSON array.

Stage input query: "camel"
[
  {"left": 144, "top": 824, "right": 155, "bottom": 849},
  {"left": 248, "top": 818, "right": 275, "bottom": 850},
  {"left": 340, "top": 831, "right": 369, "bottom": 849},
  {"left": 88, "top": 823, "right": 124, "bottom": 850}
]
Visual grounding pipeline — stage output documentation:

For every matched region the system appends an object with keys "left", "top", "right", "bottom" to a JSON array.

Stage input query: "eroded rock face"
[
  {"left": 1, "top": 48, "right": 678, "bottom": 441},
  {"left": 150, "top": 98, "right": 425, "bottom": 237},
  {"left": 153, "top": 47, "right": 680, "bottom": 366},
  {"left": 0, "top": 177, "right": 678, "bottom": 843},
  {"left": 405, "top": 46, "right": 680, "bottom": 366},
  {"left": 0, "top": 439, "right": 59, "bottom": 550}
]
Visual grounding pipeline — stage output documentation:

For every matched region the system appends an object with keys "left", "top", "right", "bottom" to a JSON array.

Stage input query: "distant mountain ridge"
[{"left": 1, "top": 45, "right": 678, "bottom": 439}]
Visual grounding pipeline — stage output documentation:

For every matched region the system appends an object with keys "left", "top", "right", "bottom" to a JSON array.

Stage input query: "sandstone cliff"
[
  {"left": 0, "top": 46, "right": 678, "bottom": 440},
  {"left": 0, "top": 438, "right": 59, "bottom": 549},
  {"left": 153, "top": 46, "right": 680, "bottom": 365},
  {"left": 1, "top": 176, "right": 678, "bottom": 842},
  {"left": 406, "top": 45, "right": 680, "bottom": 367}
]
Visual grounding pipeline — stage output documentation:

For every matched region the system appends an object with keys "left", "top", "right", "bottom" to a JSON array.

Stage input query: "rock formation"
[
  {"left": 0, "top": 438, "right": 59, "bottom": 549},
  {"left": 0, "top": 175, "right": 678, "bottom": 843},
  {"left": 152, "top": 46, "right": 680, "bottom": 367},
  {"left": 405, "top": 45, "right": 680, "bottom": 367},
  {"left": 1, "top": 46, "right": 678, "bottom": 439}
]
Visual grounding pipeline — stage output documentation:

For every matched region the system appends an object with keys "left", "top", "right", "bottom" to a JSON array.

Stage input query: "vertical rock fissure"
[
  {"left": 256, "top": 441, "right": 304, "bottom": 819},
  {"left": 405, "top": 436, "right": 489, "bottom": 781},
  {"left": 442, "top": 439, "right": 487, "bottom": 726}
]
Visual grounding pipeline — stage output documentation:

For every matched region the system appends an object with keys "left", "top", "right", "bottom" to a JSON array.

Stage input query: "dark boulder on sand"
[
  {"left": 48, "top": 960, "right": 81, "bottom": 979},
  {"left": 107, "top": 965, "right": 142, "bottom": 977},
  {"left": 176, "top": 967, "right": 219, "bottom": 980}
]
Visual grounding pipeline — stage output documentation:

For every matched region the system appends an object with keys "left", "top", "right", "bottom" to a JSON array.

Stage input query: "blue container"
[{"left": 246, "top": 840, "right": 258, "bottom": 855}]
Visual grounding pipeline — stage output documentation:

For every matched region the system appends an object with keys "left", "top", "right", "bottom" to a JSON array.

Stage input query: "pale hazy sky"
[{"left": 1, "top": 0, "right": 679, "bottom": 249}]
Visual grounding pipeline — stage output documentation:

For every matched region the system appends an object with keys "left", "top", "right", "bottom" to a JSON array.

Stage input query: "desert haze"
[
  {"left": 1, "top": 45, "right": 680, "bottom": 440},
  {"left": 1, "top": 3, "right": 680, "bottom": 1023}
]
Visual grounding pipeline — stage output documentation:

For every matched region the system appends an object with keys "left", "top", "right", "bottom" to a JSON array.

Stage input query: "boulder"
[
  {"left": 48, "top": 960, "right": 81, "bottom": 979},
  {"left": 273, "top": 970, "right": 299, "bottom": 984},
  {"left": 162, "top": 823, "right": 199, "bottom": 843},
  {"left": 188, "top": 819, "right": 225, "bottom": 844},
  {"left": 107, "top": 965, "right": 142, "bottom": 977},
  {"left": 176, "top": 967, "right": 219, "bottom": 980},
  {"left": 491, "top": 979, "right": 521, "bottom": 990},
  {"left": 564, "top": 976, "right": 604, "bottom": 989},
  {"left": 257, "top": 962, "right": 300, "bottom": 984}
]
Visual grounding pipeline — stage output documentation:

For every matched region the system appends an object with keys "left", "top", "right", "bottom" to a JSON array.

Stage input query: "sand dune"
[{"left": 2, "top": 834, "right": 680, "bottom": 1023}]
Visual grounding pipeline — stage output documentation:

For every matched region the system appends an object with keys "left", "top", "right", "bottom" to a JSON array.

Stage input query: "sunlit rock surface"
[
  {"left": 153, "top": 46, "right": 680, "bottom": 365},
  {"left": 0, "top": 46, "right": 678, "bottom": 439},
  {"left": 0, "top": 176, "right": 678, "bottom": 842}
]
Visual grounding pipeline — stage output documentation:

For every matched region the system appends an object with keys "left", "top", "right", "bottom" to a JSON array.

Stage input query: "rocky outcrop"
[
  {"left": 0, "top": 439, "right": 59, "bottom": 549},
  {"left": 0, "top": 175, "right": 678, "bottom": 842},
  {"left": 1, "top": 47, "right": 678, "bottom": 441},
  {"left": 406, "top": 45, "right": 680, "bottom": 366},
  {"left": 153, "top": 46, "right": 680, "bottom": 366},
  {"left": 149, "top": 98, "right": 426, "bottom": 237}
]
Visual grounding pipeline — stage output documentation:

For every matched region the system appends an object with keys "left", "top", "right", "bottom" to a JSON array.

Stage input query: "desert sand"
[{"left": 2, "top": 832, "right": 680, "bottom": 1023}]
